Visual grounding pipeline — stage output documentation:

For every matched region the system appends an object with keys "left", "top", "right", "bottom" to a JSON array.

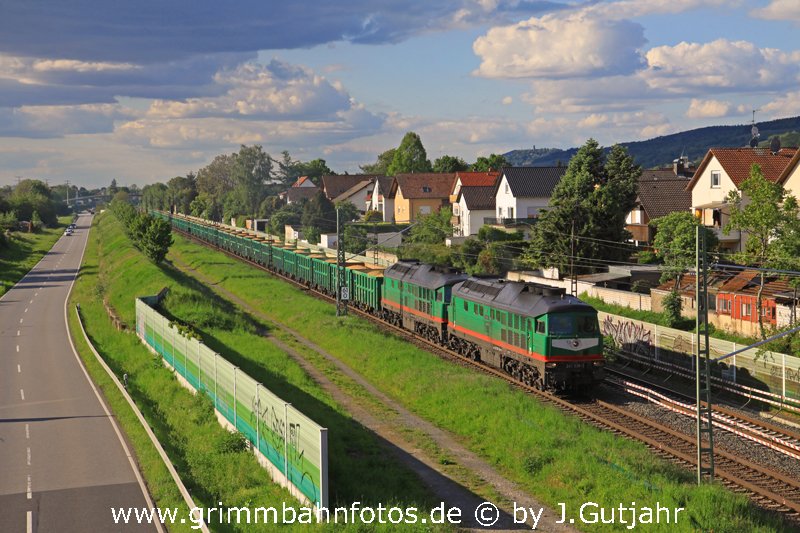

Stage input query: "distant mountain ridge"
[{"left": 503, "top": 115, "right": 800, "bottom": 169}]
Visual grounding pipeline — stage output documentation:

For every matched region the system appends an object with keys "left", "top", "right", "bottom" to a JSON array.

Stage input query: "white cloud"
[
  {"left": 0, "top": 103, "right": 134, "bottom": 138},
  {"left": 501, "top": 96, "right": 513, "bottom": 105},
  {"left": 685, "top": 98, "right": 731, "bottom": 118},
  {"left": 473, "top": 12, "right": 646, "bottom": 79},
  {"left": 146, "top": 60, "right": 352, "bottom": 121},
  {"left": 586, "top": 0, "right": 738, "bottom": 19},
  {"left": 751, "top": 0, "right": 800, "bottom": 24},
  {"left": 644, "top": 39, "right": 800, "bottom": 93},
  {"left": 760, "top": 91, "right": 800, "bottom": 119}
]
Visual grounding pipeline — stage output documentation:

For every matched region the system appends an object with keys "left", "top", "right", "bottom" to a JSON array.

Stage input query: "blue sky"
[{"left": 0, "top": 0, "right": 798, "bottom": 188}]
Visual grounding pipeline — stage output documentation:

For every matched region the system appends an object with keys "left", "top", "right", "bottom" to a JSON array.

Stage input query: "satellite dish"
[
  {"left": 750, "top": 137, "right": 759, "bottom": 148},
  {"left": 770, "top": 137, "right": 781, "bottom": 154},
  {"left": 751, "top": 125, "right": 759, "bottom": 138}
]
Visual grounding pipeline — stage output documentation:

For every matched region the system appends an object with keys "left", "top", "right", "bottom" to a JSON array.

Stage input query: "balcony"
[
  {"left": 483, "top": 217, "right": 538, "bottom": 227},
  {"left": 708, "top": 225, "right": 740, "bottom": 242},
  {"left": 451, "top": 215, "right": 460, "bottom": 225}
]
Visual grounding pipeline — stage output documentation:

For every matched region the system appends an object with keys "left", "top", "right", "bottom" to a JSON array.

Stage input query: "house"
[
  {"left": 392, "top": 173, "right": 456, "bottom": 223},
  {"left": 368, "top": 176, "right": 396, "bottom": 222},
  {"left": 650, "top": 268, "right": 800, "bottom": 337},
  {"left": 322, "top": 174, "right": 382, "bottom": 211},
  {"left": 449, "top": 171, "right": 500, "bottom": 236},
  {"left": 282, "top": 175, "right": 320, "bottom": 204},
  {"left": 778, "top": 149, "right": 800, "bottom": 196},
  {"left": 686, "top": 147, "right": 797, "bottom": 252},
  {"left": 454, "top": 186, "right": 496, "bottom": 236},
  {"left": 494, "top": 167, "right": 566, "bottom": 223},
  {"left": 626, "top": 157, "right": 694, "bottom": 245}
]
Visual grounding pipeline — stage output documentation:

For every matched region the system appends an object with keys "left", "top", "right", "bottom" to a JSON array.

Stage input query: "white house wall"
[
  {"left": 781, "top": 164, "right": 800, "bottom": 199},
  {"left": 691, "top": 156, "right": 737, "bottom": 225},
  {"left": 495, "top": 174, "right": 551, "bottom": 220}
]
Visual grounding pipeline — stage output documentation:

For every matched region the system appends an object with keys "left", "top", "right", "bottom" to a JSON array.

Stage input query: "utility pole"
[
  {"left": 570, "top": 218, "right": 577, "bottom": 297},
  {"left": 695, "top": 225, "right": 714, "bottom": 483},
  {"left": 65, "top": 180, "right": 70, "bottom": 207},
  {"left": 336, "top": 207, "right": 348, "bottom": 316}
]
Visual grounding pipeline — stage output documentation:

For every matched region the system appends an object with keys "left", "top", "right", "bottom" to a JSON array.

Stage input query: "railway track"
[{"left": 172, "top": 225, "right": 800, "bottom": 521}]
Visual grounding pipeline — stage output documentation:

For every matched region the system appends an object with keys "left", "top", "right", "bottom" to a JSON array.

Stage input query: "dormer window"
[
  {"left": 422, "top": 186, "right": 431, "bottom": 193},
  {"left": 711, "top": 171, "right": 720, "bottom": 188}
]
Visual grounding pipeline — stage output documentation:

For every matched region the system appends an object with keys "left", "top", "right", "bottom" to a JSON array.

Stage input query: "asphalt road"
[{"left": 0, "top": 214, "right": 156, "bottom": 532}]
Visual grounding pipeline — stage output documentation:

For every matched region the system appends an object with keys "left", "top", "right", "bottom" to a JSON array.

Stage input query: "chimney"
[{"left": 673, "top": 158, "right": 683, "bottom": 176}]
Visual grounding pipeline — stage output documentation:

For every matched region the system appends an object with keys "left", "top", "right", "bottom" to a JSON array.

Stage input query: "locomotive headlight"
[
  {"left": 593, "top": 360, "right": 605, "bottom": 367},
  {"left": 545, "top": 362, "right": 557, "bottom": 368}
]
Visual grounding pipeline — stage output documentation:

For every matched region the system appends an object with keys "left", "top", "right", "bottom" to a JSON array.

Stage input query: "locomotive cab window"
[{"left": 577, "top": 316, "right": 598, "bottom": 334}]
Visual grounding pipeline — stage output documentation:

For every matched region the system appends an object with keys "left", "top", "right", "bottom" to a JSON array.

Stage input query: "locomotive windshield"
[{"left": 548, "top": 314, "right": 574, "bottom": 336}]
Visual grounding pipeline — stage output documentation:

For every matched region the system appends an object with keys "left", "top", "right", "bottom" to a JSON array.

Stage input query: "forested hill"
[{"left": 504, "top": 115, "right": 800, "bottom": 169}]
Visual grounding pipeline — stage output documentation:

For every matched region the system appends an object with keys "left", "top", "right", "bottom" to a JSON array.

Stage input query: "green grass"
[
  {"left": 73, "top": 212, "right": 448, "bottom": 532},
  {"left": 0, "top": 216, "right": 71, "bottom": 297},
  {"left": 168, "top": 232, "right": 793, "bottom": 532}
]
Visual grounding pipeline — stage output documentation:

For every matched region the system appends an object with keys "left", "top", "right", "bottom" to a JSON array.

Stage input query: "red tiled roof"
[
  {"left": 778, "top": 149, "right": 800, "bottom": 185},
  {"left": 292, "top": 176, "right": 313, "bottom": 187},
  {"left": 636, "top": 169, "right": 692, "bottom": 220},
  {"left": 453, "top": 171, "right": 500, "bottom": 188},
  {"left": 687, "top": 147, "right": 798, "bottom": 190},
  {"left": 718, "top": 270, "right": 796, "bottom": 299}
]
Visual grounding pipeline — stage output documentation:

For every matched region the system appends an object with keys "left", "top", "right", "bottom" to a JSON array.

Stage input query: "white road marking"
[
  {"left": 17, "top": 364, "right": 21, "bottom": 373},
  {"left": 20, "top": 389, "right": 25, "bottom": 400},
  {"left": 27, "top": 447, "right": 31, "bottom": 466},
  {"left": 27, "top": 511, "right": 32, "bottom": 533},
  {"left": 29, "top": 299, "right": 33, "bottom": 304},
  {"left": 34, "top": 292, "right": 38, "bottom": 297},
  {"left": 19, "top": 318, "right": 23, "bottom": 324},
  {"left": 16, "top": 345, "right": 19, "bottom": 352},
  {"left": 25, "top": 424, "right": 29, "bottom": 439},
  {"left": 26, "top": 475, "right": 31, "bottom": 499},
  {"left": 17, "top": 330, "right": 20, "bottom": 336},
  {"left": 24, "top": 307, "right": 28, "bottom": 313}
]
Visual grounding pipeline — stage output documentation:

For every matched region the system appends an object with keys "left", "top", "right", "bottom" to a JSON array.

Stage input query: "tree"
[
  {"left": 108, "top": 178, "right": 118, "bottom": 196},
  {"left": 295, "top": 158, "right": 333, "bottom": 185},
  {"left": 652, "top": 212, "right": 718, "bottom": 289},
  {"left": 166, "top": 174, "right": 197, "bottom": 214},
  {"left": 432, "top": 155, "right": 468, "bottom": 173},
  {"left": 232, "top": 145, "right": 272, "bottom": 219},
  {"left": 360, "top": 148, "right": 396, "bottom": 174},
  {"left": 335, "top": 201, "right": 361, "bottom": 224},
  {"left": 406, "top": 207, "right": 453, "bottom": 244},
  {"left": 725, "top": 164, "right": 800, "bottom": 338},
  {"left": 140, "top": 217, "right": 173, "bottom": 263},
  {"left": 364, "top": 210, "right": 383, "bottom": 222},
  {"left": 141, "top": 183, "right": 170, "bottom": 212},
  {"left": 269, "top": 203, "right": 303, "bottom": 237},
  {"left": 11, "top": 179, "right": 57, "bottom": 226},
  {"left": 196, "top": 153, "right": 237, "bottom": 215},
  {"left": 386, "top": 132, "right": 432, "bottom": 175},
  {"left": 471, "top": 154, "right": 508, "bottom": 172},
  {"left": 301, "top": 190, "right": 337, "bottom": 243},
  {"left": 113, "top": 190, "right": 130, "bottom": 204},
  {"left": 524, "top": 140, "right": 640, "bottom": 275}
]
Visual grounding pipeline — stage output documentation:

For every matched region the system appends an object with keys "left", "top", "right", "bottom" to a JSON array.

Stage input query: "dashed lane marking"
[{"left": 20, "top": 389, "right": 25, "bottom": 400}]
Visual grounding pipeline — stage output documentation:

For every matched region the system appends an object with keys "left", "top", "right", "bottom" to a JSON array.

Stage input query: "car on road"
[{"left": 65, "top": 228, "right": 73, "bottom": 236}]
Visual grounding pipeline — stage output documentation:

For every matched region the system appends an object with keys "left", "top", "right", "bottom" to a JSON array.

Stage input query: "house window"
[
  {"left": 422, "top": 186, "right": 432, "bottom": 193},
  {"left": 453, "top": 204, "right": 460, "bottom": 215},
  {"left": 508, "top": 207, "right": 514, "bottom": 219},
  {"left": 498, "top": 207, "right": 504, "bottom": 218},
  {"left": 742, "top": 302, "right": 751, "bottom": 316},
  {"left": 711, "top": 171, "right": 721, "bottom": 188},
  {"left": 505, "top": 183, "right": 509, "bottom": 194},
  {"left": 419, "top": 205, "right": 431, "bottom": 215}
]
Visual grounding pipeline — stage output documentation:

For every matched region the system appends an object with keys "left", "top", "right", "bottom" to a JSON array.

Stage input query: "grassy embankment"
[
  {"left": 0, "top": 215, "right": 71, "bottom": 297},
  {"left": 69, "top": 212, "right": 448, "bottom": 532},
  {"left": 168, "top": 231, "right": 792, "bottom": 533}
]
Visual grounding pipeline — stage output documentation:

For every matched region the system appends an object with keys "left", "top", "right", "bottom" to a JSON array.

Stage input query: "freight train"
[{"left": 162, "top": 213, "right": 604, "bottom": 392}]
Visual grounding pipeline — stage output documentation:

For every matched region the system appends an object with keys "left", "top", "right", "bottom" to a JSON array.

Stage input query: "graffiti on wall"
[{"left": 601, "top": 315, "right": 653, "bottom": 357}]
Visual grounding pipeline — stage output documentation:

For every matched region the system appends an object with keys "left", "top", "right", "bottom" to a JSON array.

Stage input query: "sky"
[{"left": 0, "top": 0, "right": 798, "bottom": 188}]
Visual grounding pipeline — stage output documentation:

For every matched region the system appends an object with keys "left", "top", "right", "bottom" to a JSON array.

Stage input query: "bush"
[
  {"left": 364, "top": 209, "right": 383, "bottom": 222},
  {"left": 663, "top": 290, "right": 683, "bottom": 327},
  {"left": 637, "top": 250, "right": 659, "bottom": 264}
]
